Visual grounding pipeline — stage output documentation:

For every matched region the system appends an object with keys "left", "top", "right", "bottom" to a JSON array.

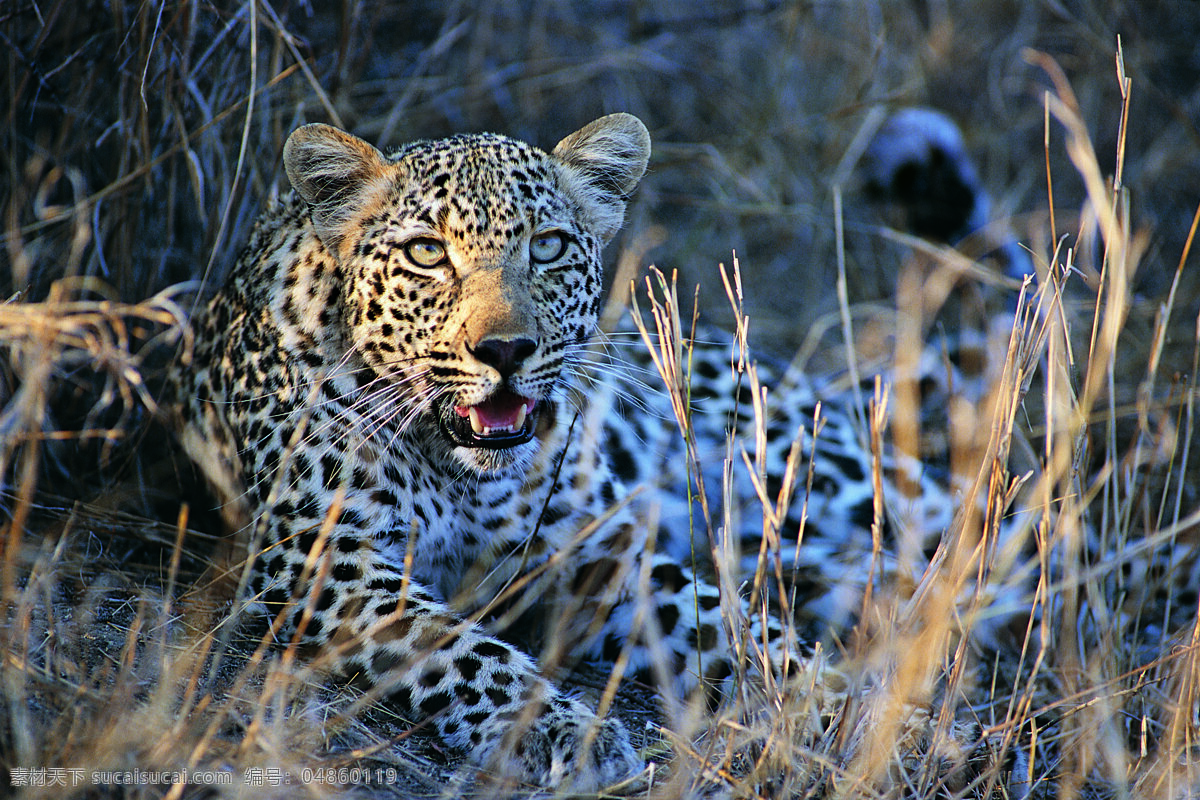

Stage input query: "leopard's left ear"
[
  {"left": 284, "top": 123, "right": 387, "bottom": 250},
  {"left": 553, "top": 113, "right": 651, "bottom": 243}
]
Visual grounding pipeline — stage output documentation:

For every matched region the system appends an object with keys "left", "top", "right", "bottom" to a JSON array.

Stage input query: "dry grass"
[{"left": 3, "top": 1, "right": 1200, "bottom": 797}]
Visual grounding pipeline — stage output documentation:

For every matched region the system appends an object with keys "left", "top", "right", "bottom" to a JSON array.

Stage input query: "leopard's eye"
[
  {"left": 530, "top": 231, "right": 568, "bottom": 264},
  {"left": 405, "top": 238, "right": 447, "bottom": 268}
]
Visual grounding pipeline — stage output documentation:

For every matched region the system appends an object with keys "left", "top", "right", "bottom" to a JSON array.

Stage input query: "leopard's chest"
[{"left": 314, "top": 411, "right": 584, "bottom": 609}]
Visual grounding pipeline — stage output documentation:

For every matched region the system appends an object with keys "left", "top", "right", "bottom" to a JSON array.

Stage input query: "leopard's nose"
[{"left": 469, "top": 336, "right": 538, "bottom": 379}]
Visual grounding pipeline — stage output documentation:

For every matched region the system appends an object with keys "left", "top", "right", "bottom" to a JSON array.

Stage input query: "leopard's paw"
[{"left": 487, "top": 695, "right": 643, "bottom": 791}]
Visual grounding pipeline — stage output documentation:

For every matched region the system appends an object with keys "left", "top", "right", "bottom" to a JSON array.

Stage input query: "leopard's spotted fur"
[
  {"left": 171, "top": 115, "right": 816, "bottom": 789},
  {"left": 168, "top": 114, "right": 1005, "bottom": 790}
]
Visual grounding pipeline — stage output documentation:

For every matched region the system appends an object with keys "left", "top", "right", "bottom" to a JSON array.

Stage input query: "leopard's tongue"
[{"left": 454, "top": 389, "right": 535, "bottom": 437}]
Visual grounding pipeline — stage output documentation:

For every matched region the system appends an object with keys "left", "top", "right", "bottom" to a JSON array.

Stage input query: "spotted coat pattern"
[
  {"left": 169, "top": 109, "right": 1021, "bottom": 790},
  {"left": 169, "top": 115, "right": 835, "bottom": 790}
]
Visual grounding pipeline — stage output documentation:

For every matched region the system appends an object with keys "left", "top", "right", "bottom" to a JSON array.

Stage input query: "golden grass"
[
  {"left": 3, "top": 1, "right": 1199, "bottom": 798},
  {"left": 615, "top": 50, "right": 1200, "bottom": 796}
]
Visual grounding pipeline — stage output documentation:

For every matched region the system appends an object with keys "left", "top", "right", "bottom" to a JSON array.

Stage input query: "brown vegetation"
[{"left": 3, "top": 1, "right": 1199, "bottom": 797}]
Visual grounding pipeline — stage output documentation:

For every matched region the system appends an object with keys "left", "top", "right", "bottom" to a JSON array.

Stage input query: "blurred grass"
[{"left": 2, "top": 0, "right": 1200, "bottom": 797}]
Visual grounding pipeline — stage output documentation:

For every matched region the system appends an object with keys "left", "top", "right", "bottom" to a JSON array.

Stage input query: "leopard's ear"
[
  {"left": 552, "top": 113, "right": 650, "bottom": 243},
  {"left": 284, "top": 123, "right": 387, "bottom": 250}
]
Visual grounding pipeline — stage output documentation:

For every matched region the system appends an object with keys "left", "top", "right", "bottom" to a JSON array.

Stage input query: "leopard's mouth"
[{"left": 438, "top": 389, "right": 538, "bottom": 450}]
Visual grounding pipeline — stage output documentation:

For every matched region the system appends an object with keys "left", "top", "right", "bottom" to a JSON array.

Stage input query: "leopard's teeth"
[{"left": 466, "top": 403, "right": 529, "bottom": 437}]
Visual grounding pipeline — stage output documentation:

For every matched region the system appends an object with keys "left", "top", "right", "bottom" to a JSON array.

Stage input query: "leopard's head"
[{"left": 283, "top": 115, "right": 650, "bottom": 472}]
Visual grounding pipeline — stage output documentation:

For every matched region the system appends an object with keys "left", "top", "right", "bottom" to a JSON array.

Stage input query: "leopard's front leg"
[{"left": 257, "top": 529, "right": 642, "bottom": 790}]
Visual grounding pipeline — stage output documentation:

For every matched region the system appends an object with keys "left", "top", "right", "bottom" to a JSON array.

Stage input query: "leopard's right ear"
[{"left": 284, "top": 123, "right": 387, "bottom": 250}]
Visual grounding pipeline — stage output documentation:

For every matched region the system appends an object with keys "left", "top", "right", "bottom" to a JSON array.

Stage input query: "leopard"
[{"left": 166, "top": 112, "right": 1009, "bottom": 792}]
